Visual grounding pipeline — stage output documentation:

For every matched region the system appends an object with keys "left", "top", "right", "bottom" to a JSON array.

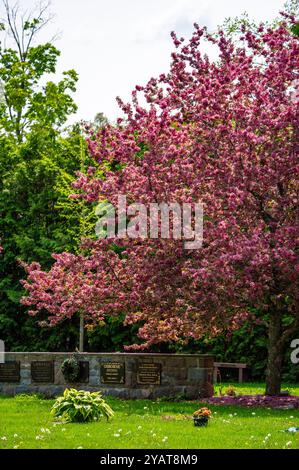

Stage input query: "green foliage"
[
  {"left": 0, "top": 125, "right": 95, "bottom": 351},
  {"left": 220, "top": 1, "right": 298, "bottom": 41},
  {"left": 86, "top": 314, "right": 142, "bottom": 352},
  {"left": 173, "top": 318, "right": 268, "bottom": 380},
  {"left": 0, "top": 2, "right": 95, "bottom": 352},
  {"left": 174, "top": 317, "right": 299, "bottom": 382},
  {"left": 0, "top": 41, "right": 78, "bottom": 141},
  {"left": 291, "top": 22, "right": 299, "bottom": 36},
  {"left": 51, "top": 388, "right": 114, "bottom": 423},
  {"left": 0, "top": 0, "right": 78, "bottom": 143}
]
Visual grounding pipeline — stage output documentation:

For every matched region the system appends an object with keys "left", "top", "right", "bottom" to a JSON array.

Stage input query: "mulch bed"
[{"left": 202, "top": 395, "right": 299, "bottom": 409}]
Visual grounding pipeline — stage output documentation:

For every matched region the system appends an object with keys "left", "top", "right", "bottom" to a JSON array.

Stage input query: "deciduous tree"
[{"left": 22, "top": 12, "right": 299, "bottom": 394}]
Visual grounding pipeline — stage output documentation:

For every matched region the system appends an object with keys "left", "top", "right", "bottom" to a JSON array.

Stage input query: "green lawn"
[
  {"left": 0, "top": 383, "right": 299, "bottom": 449},
  {"left": 214, "top": 382, "right": 299, "bottom": 397}
]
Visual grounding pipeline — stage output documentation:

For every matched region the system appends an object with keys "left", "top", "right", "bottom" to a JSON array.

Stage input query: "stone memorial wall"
[{"left": 0, "top": 352, "right": 214, "bottom": 399}]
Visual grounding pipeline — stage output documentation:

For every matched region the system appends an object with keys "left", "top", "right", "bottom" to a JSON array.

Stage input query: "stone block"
[
  {"left": 20, "top": 369, "right": 31, "bottom": 379},
  {"left": 89, "top": 376, "right": 100, "bottom": 386},
  {"left": 187, "top": 367, "right": 205, "bottom": 383}
]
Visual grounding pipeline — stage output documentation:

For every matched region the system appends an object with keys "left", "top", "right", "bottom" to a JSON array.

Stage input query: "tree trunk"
[
  {"left": 265, "top": 311, "right": 283, "bottom": 395},
  {"left": 79, "top": 313, "right": 84, "bottom": 352}
]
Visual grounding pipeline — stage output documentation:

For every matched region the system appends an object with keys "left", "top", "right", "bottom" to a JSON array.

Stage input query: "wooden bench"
[{"left": 213, "top": 362, "right": 247, "bottom": 383}]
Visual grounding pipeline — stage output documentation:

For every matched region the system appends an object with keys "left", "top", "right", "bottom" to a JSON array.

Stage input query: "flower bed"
[{"left": 202, "top": 395, "right": 299, "bottom": 409}]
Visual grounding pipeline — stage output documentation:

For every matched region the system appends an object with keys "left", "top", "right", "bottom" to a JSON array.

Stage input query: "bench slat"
[{"left": 214, "top": 362, "right": 246, "bottom": 368}]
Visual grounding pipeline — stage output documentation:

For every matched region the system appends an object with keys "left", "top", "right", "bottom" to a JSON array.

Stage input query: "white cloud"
[{"left": 0, "top": 0, "right": 287, "bottom": 122}]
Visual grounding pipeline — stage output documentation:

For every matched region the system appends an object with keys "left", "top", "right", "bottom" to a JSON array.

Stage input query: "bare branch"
[
  {"left": 1, "top": 0, "right": 55, "bottom": 59},
  {"left": 2, "top": 0, "right": 23, "bottom": 58}
]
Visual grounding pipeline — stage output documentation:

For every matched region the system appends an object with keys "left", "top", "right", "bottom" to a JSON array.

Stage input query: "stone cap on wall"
[{"left": 5, "top": 352, "right": 213, "bottom": 357}]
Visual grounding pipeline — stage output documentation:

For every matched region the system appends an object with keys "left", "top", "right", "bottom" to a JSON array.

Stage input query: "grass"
[
  {"left": 214, "top": 382, "right": 299, "bottom": 397},
  {"left": 0, "top": 383, "right": 298, "bottom": 449}
]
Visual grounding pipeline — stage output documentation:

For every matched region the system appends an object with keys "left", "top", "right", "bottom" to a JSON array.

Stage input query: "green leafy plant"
[
  {"left": 51, "top": 388, "right": 114, "bottom": 423},
  {"left": 61, "top": 357, "right": 80, "bottom": 382},
  {"left": 15, "top": 393, "right": 44, "bottom": 401}
]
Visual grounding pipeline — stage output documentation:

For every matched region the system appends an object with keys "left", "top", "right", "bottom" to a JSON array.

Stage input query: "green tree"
[
  {"left": 0, "top": 0, "right": 77, "bottom": 142},
  {"left": 0, "top": 1, "right": 93, "bottom": 351}
]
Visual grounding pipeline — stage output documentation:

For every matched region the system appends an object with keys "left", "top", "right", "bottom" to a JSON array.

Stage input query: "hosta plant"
[{"left": 51, "top": 388, "right": 114, "bottom": 423}]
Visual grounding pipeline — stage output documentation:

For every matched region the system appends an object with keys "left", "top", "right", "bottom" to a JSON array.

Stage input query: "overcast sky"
[{"left": 1, "top": 0, "right": 287, "bottom": 123}]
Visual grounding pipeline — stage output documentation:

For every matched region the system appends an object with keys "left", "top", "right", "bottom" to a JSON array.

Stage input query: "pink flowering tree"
[{"left": 22, "top": 13, "right": 299, "bottom": 395}]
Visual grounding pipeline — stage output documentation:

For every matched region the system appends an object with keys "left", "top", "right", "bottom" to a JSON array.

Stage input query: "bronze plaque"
[
  {"left": 31, "top": 361, "right": 54, "bottom": 383},
  {"left": 137, "top": 362, "right": 161, "bottom": 385},
  {"left": 0, "top": 361, "right": 20, "bottom": 383},
  {"left": 100, "top": 362, "right": 125, "bottom": 384}
]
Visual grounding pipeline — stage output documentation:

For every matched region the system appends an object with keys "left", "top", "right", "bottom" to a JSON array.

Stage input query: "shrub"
[
  {"left": 51, "top": 388, "right": 114, "bottom": 423},
  {"left": 61, "top": 357, "right": 80, "bottom": 382}
]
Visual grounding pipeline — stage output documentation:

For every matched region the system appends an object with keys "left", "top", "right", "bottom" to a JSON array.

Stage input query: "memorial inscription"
[
  {"left": 101, "top": 362, "right": 125, "bottom": 384},
  {"left": 0, "top": 361, "right": 20, "bottom": 383},
  {"left": 137, "top": 362, "right": 161, "bottom": 385},
  {"left": 31, "top": 361, "right": 54, "bottom": 383}
]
